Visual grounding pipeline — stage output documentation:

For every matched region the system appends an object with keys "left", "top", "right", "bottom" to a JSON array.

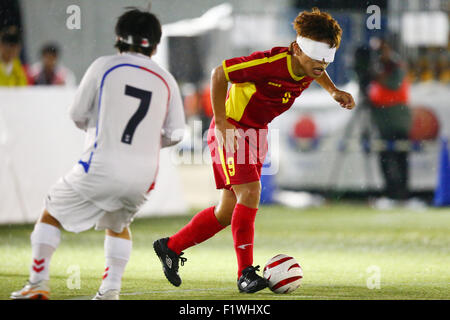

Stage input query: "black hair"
[
  {"left": 41, "top": 43, "right": 60, "bottom": 57},
  {"left": 114, "top": 8, "right": 162, "bottom": 56},
  {"left": 0, "top": 26, "right": 21, "bottom": 44}
]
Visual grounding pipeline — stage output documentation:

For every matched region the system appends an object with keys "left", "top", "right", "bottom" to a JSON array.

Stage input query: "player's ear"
[{"left": 292, "top": 41, "right": 301, "bottom": 56}]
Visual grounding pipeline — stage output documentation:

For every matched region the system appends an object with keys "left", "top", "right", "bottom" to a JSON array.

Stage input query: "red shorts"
[{"left": 207, "top": 118, "right": 268, "bottom": 190}]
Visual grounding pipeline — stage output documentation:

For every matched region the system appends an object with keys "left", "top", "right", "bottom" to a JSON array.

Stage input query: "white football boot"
[
  {"left": 92, "top": 289, "right": 120, "bottom": 300},
  {"left": 10, "top": 280, "right": 50, "bottom": 300}
]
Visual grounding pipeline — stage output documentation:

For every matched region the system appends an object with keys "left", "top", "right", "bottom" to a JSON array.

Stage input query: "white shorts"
[{"left": 45, "top": 178, "right": 138, "bottom": 233}]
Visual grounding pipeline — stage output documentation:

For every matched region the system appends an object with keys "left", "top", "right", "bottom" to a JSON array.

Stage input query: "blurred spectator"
[
  {"left": 406, "top": 59, "right": 418, "bottom": 83},
  {"left": 0, "top": 26, "right": 28, "bottom": 86},
  {"left": 436, "top": 53, "right": 450, "bottom": 83},
  {"left": 418, "top": 55, "right": 434, "bottom": 82},
  {"left": 0, "top": 0, "right": 22, "bottom": 36},
  {"left": 353, "top": 44, "right": 372, "bottom": 103},
  {"left": 29, "top": 43, "right": 76, "bottom": 86},
  {"left": 406, "top": 50, "right": 450, "bottom": 84},
  {"left": 366, "top": 39, "right": 416, "bottom": 208},
  {"left": 183, "top": 83, "right": 213, "bottom": 136},
  {"left": 0, "top": 0, "right": 28, "bottom": 66}
]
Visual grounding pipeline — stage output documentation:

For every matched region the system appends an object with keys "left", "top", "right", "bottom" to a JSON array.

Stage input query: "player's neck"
[
  {"left": 121, "top": 50, "right": 152, "bottom": 59},
  {"left": 290, "top": 54, "right": 306, "bottom": 77}
]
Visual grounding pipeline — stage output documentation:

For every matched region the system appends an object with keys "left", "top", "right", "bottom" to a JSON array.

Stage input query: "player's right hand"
[
  {"left": 215, "top": 120, "right": 241, "bottom": 154},
  {"left": 331, "top": 89, "right": 355, "bottom": 110}
]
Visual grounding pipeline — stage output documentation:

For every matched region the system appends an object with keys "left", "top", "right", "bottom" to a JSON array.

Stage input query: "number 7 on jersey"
[{"left": 121, "top": 85, "right": 152, "bottom": 145}]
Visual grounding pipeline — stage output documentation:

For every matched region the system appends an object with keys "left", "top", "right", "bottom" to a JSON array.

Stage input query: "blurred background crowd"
[
  {"left": 1, "top": 1, "right": 448, "bottom": 86},
  {"left": 0, "top": 0, "right": 75, "bottom": 86}
]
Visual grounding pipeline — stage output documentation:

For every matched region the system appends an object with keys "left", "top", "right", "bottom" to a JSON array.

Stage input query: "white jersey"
[{"left": 64, "top": 52, "right": 185, "bottom": 212}]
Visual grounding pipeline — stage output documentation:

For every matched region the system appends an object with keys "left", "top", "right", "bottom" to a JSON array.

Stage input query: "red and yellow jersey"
[
  {"left": 222, "top": 47, "right": 314, "bottom": 129},
  {"left": 0, "top": 58, "right": 28, "bottom": 87}
]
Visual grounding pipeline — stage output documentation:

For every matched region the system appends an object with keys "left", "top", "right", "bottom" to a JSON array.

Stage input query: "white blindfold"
[{"left": 296, "top": 36, "right": 336, "bottom": 63}]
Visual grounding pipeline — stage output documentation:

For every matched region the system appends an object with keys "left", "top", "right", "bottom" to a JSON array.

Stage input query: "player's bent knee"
[
  {"left": 234, "top": 182, "right": 261, "bottom": 207},
  {"left": 214, "top": 206, "right": 234, "bottom": 226},
  {"left": 38, "top": 210, "right": 62, "bottom": 228},
  {"left": 106, "top": 227, "right": 131, "bottom": 240}
]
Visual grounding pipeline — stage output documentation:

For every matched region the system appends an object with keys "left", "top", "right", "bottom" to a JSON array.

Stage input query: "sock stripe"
[
  {"left": 32, "top": 265, "right": 45, "bottom": 273},
  {"left": 100, "top": 237, "right": 131, "bottom": 292}
]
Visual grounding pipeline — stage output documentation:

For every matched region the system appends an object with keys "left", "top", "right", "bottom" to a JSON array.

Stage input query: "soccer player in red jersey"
[{"left": 154, "top": 8, "right": 355, "bottom": 293}]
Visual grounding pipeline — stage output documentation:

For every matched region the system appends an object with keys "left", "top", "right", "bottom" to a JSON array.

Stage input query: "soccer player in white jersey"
[{"left": 10, "top": 8, "right": 185, "bottom": 300}]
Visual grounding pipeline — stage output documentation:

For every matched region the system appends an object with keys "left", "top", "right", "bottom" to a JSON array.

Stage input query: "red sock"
[
  {"left": 168, "top": 206, "right": 226, "bottom": 255},
  {"left": 231, "top": 204, "right": 258, "bottom": 278}
]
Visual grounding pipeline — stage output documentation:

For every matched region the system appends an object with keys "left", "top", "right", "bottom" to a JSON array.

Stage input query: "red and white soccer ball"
[{"left": 263, "top": 254, "right": 303, "bottom": 294}]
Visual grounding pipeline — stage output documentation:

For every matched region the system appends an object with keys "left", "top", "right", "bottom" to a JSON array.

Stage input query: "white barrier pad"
[{"left": 0, "top": 87, "right": 187, "bottom": 225}]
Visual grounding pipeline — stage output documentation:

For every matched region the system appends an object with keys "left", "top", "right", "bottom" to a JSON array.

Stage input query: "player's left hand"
[{"left": 331, "top": 90, "right": 355, "bottom": 110}]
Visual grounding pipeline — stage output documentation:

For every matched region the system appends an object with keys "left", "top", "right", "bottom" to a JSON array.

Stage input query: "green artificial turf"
[{"left": 0, "top": 203, "right": 449, "bottom": 300}]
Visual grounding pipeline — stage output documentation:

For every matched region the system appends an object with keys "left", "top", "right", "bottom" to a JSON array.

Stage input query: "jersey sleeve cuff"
[{"left": 222, "top": 60, "right": 230, "bottom": 82}]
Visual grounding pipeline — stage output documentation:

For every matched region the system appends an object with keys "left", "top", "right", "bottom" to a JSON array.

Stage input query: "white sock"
[
  {"left": 29, "top": 223, "right": 61, "bottom": 283},
  {"left": 99, "top": 235, "right": 132, "bottom": 293}
]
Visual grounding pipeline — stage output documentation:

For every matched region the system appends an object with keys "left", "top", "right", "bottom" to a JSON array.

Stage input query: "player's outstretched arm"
[{"left": 315, "top": 71, "right": 355, "bottom": 110}]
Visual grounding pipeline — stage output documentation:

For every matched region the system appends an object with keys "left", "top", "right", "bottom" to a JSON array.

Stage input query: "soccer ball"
[{"left": 263, "top": 254, "right": 303, "bottom": 294}]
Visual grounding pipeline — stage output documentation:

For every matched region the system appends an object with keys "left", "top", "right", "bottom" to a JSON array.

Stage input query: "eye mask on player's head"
[
  {"left": 296, "top": 36, "right": 336, "bottom": 63},
  {"left": 117, "top": 35, "right": 150, "bottom": 48}
]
